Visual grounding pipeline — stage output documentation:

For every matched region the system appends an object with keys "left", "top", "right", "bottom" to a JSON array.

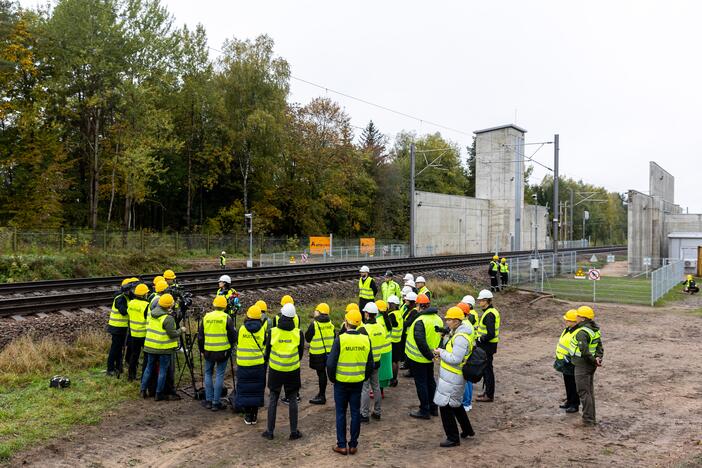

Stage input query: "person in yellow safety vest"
[
  {"left": 456, "top": 296, "right": 477, "bottom": 412},
  {"left": 148, "top": 280, "right": 169, "bottom": 318},
  {"left": 327, "top": 309, "right": 374, "bottom": 456},
  {"left": 357, "top": 302, "right": 388, "bottom": 422},
  {"left": 106, "top": 278, "right": 137, "bottom": 377},
  {"left": 386, "top": 295, "right": 404, "bottom": 387},
  {"left": 262, "top": 302, "right": 304, "bottom": 441},
  {"left": 499, "top": 258, "right": 509, "bottom": 291},
  {"left": 220, "top": 251, "right": 226, "bottom": 270},
  {"left": 569, "top": 306, "right": 604, "bottom": 426},
  {"left": 488, "top": 255, "right": 499, "bottom": 292},
  {"left": 216, "top": 274, "right": 240, "bottom": 316},
  {"left": 305, "top": 303, "right": 336, "bottom": 405},
  {"left": 433, "top": 307, "right": 475, "bottom": 447},
  {"left": 339, "top": 303, "right": 360, "bottom": 334},
  {"left": 416, "top": 276, "right": 431, "bottom": 301},
  {"left": 374, "top": 299, "right": 395, "bottom": 392},
  {"left": 554, "top": 309, "right": 580, "bottom": 414},
  {"left": 275, "top": 295, "right": 300, "bottom": 329},
  {"left": 146, "top": 276, "right": 162, "bottom": 304},
  {"left": 683, "top": 275, "right": 699, "bottom": 294},
  {"left": 381, "top": 270, "right": 402, "bottom": 302},
  {"left": 163, "top": 269, "right": 178, "bottom": 287},
  {"left": 141, "top": 294, "right": 185, "bottom": 401},
  {"left": 235, "top": 304, "right": 268, "bottom": 425},
  {"left": 197, "top": 295, "right": 236, "bottom": 411},
  {"left": 405, "top": 293, "right": 443, "bottom": 419},
  {"left": 475, "top": 289, "right": 500, "bottom": 402},
  {"left": 126, "top": 283, "right": 151, "bottom": 381},
  {"left": 358, "top": 265, "right": 378, "bottom": 311}
]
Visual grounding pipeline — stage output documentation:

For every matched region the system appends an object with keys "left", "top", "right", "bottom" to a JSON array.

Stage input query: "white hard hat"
[
  {"left": 401, "top": 286, "right": 412, "bottom": 297},
  {"left": 363, "top": 302, "right": 379, "bottom": 314},
  {"left": 281, "top": 303, "right": 296, "bottom": 317},
  {"left": 403, "top": 273, "right": 414, "bottom": 282},
  {"left": 416, "top": 276, "right": 426, "bottom": 284},
  {"left": 387, "top": 295, "right": 400, "bottom": 305},
  {"left": 360, "top": 265, "right": 370, "bottom": 273},
  {"left": 405, "top": 291, "right": 418, "bottom": 301},
  {"left": 404, "top": 279, "right": 416, "bottom": 288},
  {"left": 461, "top": 295, "right": 476, "bottom": 307},
  {"left": 218, "top": 275, "right": 231, "bottom": 284},
  {"left": 477, "top": 289, "right": 494, "bottom": 300},
  {"left": 221, "top": 251, "right": 226, "bottom": 255}
]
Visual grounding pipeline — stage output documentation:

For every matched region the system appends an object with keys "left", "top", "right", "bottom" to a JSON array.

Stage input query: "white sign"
[
  {"left": 584, "top": 210, "right": 590, "bottom": 221},
  {"left": 530, "top": 259, "right": 540, "bottom": 269},
  {"left": 643, "top": 257, "right": 652, "bottom": 266},
  {"left": 607, "top": 255, "right": 615, "bottom": 263},
  {"left": 588, "top": 269, "right": 601, "bottom": 281},
  {"left": 590, "top": 254, "right": 598, "bottom": 262}
]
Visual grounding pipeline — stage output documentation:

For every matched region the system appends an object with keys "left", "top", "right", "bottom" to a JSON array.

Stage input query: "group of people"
[{"left": 488, "top": 255, "right": 509, "bottom": 293}]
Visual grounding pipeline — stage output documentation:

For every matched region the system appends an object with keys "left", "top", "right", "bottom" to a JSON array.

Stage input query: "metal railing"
[
  {"left": 507, "top": 251, "right": 578, "bottom": 289},
  {"left": 259, "top": 244, "right": 409, "bottom": 266},
  {"left": 651, "top": 259, "right": 685, "bottom": 305}
]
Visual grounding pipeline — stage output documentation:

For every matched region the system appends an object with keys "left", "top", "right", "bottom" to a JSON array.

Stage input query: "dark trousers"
[
  {"left": 358, "top": 298, "right": 373, "bottom": 311},
  {"left": 575, "top": 367, "right": 596, "bottom": 424},
  {"left": 267, "top": 389, "right": 298, "bottom": 434},
  {"left": 107, "top": 331, "right": 127, "bottom": 373},
  {"left": 409, "top": 360, "right": 437, "bottom": 415},
  {"left": 127, "top": 336, "right": 145, "bottom": 380},
  {"left": 489, "top": 274, "right": 498, "bottom": 292},
  {"left": 334, "top": 382, "right": 362, "bottom": 449},
  {"left": 482, "top": 350, "right": 495, "bottom": 399},
  {"left": 500, "top": 273, "right": 509, "bottom": 288},
  {"left": 316, "top": 368, "right": 328, "bottom": 397},
  {"left": 439, "top": 405, "right": 473, "bottom": 442},
  {"left": 563, "top": 373, "right": 580, "bottom": 407}
]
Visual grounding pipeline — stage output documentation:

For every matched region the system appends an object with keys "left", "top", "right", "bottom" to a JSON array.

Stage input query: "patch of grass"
[
  {"left": 540, "top": 275, "right": 651, "bottom": 305},
  {"left": 0, "top": 332, "right": 137, "bottom": 460}
]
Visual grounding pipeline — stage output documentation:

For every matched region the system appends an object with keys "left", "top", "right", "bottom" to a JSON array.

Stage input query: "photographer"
[
  {"left": 216, "top": 275, "right": 241, "bottom": 316},
  {"left": 198, "top": 296, "right": 237, "bottom": 411}
]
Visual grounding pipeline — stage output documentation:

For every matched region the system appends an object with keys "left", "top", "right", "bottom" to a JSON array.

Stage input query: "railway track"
[{"left": 0, "top": 246, "right": 623, "bottom": 316}]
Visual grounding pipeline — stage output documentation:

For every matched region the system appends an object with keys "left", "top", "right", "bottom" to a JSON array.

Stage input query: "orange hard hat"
[
  {"left": 416, "top": 293, "right": 430, "bottom": 304},
  {"left": 456, "top": 302, "right": 470, "bottom": 314}
]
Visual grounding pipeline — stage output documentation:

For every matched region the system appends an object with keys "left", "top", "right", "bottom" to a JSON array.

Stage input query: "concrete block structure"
[
  {"left": 627, "top": 162, "right": 702, "bottom": 272},
  {"left": 415, "top": 124, "right": 548, "bottom": 256}
]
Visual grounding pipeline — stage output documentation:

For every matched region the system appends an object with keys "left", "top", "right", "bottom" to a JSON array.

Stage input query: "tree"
[{"left": 360, "top": 120, "right": 388, "bottom": 166}]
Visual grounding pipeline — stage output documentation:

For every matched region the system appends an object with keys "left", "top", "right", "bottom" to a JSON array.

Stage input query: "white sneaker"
[{"left": 464, "top": 405, "right": 472, "bottom": 412}]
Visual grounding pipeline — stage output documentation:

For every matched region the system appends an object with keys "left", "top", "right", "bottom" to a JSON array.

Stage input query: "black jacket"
[
  {"left": 412, "top": 307, "right": 440, "bottom": 361},
  {"left": 326, "top": 328, "right": 375, "bottom": 385},
  {"left": 107, "top": 291, "right": 130, "bottom": 334},
  {"left": 477, "top": 306, "right": 498, "bottom": 354},
  {"left": 197, "top": 312, "right": 237, "bottom": 363},
  {"left": 305, "top": 315, "right": 335, "bottom": 370}
]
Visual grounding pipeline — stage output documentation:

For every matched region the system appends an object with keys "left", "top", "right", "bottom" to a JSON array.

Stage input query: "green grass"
[{"left": 539, "top": 275, "right": 651, "bottom": 305}]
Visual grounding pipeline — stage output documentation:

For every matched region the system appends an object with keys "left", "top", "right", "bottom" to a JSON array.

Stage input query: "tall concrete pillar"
[{"left": 474, "top": 124, "right": 527, "bottom": 253}]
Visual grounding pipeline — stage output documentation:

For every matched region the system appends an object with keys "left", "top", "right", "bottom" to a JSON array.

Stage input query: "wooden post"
[{"left": 60, "top": 227, "right": 64, "bottom": 252}]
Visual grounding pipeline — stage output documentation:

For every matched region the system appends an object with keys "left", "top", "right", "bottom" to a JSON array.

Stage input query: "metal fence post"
[
  {"left": 12, "top": 227, "right": 17, "bottom": 252},
  {"left": 60, "top": 227, "right": 64, "bottom": 252}
]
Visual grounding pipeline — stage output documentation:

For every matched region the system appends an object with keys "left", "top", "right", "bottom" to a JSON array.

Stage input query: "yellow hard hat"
[
  {"left": 316, "top": 303, "right": 330, "bottom": 315},
  {"left": 501, "top": 258, "right": 506, "bottom": 263},
  {"left": 576, "top": 305, "right": 595, "bottom": 320},
  {"left": 493, "top": 255, "right": 499, "bottom": 260},
  {"left": 280, "top": 295, "right": 294, "bottom": 306},
  {"left": 247, "top": 305, "right": 262, "bottom": 319},
  {"left": 153, "top": 275, "right": 165, "bottom": 285},
  {"left": 563, "top": 309, "right": 578, "bottom": 321},
  {"left": 163, "top": 269, "right": 176, "bottom": 280},
  {"left": 687, "top": 274, "right": 693, "bottom": 280},
  {"left": 375, "top": 300, "right": 388, "bottom": 312},
  {"left": 154, "top": 280, "right": 168, "bottom": 293},
  {"left": 255, "top": 300, "right": 268, "bottom": 312},
  {"left": 159, "top": 293, "right": 174, "bottom": 308},
  {"left": 134, "top": 283, "right": 149, "bottom": 297},
  {"left": 213, "top": 295, "right": 228, "bottom": 309},
  {"left": 445, "top": 306, "right": 464, "bottom": 320},
  {"left": 345, "top": 309, "right": 362, "bottom": 326},
  {"left": 345, "top": 303, "right": 360, "bottom": 313},
  {"left": 121, "top": 278, "right": 136, "bottom": 287}
]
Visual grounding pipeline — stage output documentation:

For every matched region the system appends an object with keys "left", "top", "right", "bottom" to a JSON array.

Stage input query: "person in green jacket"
[
  {"left": 381, "top": 270, "right": 402, "bottom": 302},
  {"left": 570, "top": 305, "right": 603, "bottom": 426}
]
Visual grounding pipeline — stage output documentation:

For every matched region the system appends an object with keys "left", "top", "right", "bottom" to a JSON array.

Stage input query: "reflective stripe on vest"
[
  {"left": 127, "top": 298, "right": 149, "bottom": 338},
  {"left": 145, "top": 314, "right": 178, "bottom": 350},
  {"left": 476, "top": 307, "right": 501, "bottom": 343},
  {"left": 309, "top": 321, "right": 335, "bottom": 355},
  {"left": 359, "top": 321, "right": 389, "bottom": 362},
  {"left": 418, "top": 286, "right": 431, "bottom": 298},
  {"left": 203, "top": 310, "right": 231, "bottom": 352},
  {"left": 108, "top": 294, "right": 129, "bottom": 328},
  {"left": 570, "top": 326, "right": 601, "bottom": 358},
  {"left": 389, "top": 309, "right": 404, "bottom": 343},
  {"left": 236, "top": 324, "right": 266, "bottom": 366},
  {"left": 555, "top": 328, "right": 576, "bottom": 360},
  {"left": 440, "top": 331, "right": 472, "bottom": 375},
  {"left": 359, "top": 276, "right": 374, "bottom": 300},
  {"left": 269, "top": 327, "right": 300, "bottom": 372},
  {"left": 336, "top": 333, "right": 371, "bottom": 383},
  {"left": 405, "top": 313, "right": 443, "bottom": 363}
]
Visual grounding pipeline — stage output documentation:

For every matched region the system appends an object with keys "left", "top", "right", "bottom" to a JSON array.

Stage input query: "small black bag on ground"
[{"left": 462, "top": 346, "right": 487, "bottom": 383}]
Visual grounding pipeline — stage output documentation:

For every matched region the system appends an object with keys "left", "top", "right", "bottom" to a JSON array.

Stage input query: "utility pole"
[
  {"left": 245, "top": 213, "right": 253, "bottom": 268},
  {"left": 569, "top": 188, "right": 574, "bottom": 242},
  {"left": 514, "top": 136, "right": 522, "bottom": 251},
  {"left": 552, "top": 134, "right": 559, "bottom": 255},
  {"left": 409, "top": 143, "right": 416, "bottom": 258}
]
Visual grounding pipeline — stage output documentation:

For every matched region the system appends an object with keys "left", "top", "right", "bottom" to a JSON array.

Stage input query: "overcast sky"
[{"left": 23, "top": 0, "right": 702, "bottom": 212}]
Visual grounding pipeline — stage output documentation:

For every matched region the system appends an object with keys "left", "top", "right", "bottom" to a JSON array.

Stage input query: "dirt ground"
[
  {"left": 598, "top": 260, "right": 629, "bottom": 277},
  {"left": 13, "top": 291, "right": 702, "bottom": 468}
]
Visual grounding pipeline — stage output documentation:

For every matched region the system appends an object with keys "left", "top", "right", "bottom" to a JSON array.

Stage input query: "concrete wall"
[
  {"left": 522, "top": 204, "right": 549, "bottom": 251},
  {"left": 649, "top": 161, "right": 675, "bottom": 204}
]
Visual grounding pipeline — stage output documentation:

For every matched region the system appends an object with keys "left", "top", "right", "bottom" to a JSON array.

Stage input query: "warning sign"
[
  {"left": 360, "top": 237, "right": 376, "bottom": 255},
  {"left": 574, "top": 268, "right": 587, "bottom": 279},
  {"left": 309, "top": 236, "right": 331, "bottom": 255},
  {"left": 588, "top": 269, "right": 601, "bottom": 281}
]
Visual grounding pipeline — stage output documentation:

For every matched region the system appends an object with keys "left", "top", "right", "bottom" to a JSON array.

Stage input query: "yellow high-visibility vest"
[
  {"left": 309, "top": 321, "right": 335, "bottom": 355},
  {"left": 127, "top": 298, "right": 149, "bottom": 338},
  {"left": 108, "top": 294, "right": 129, "bottom": 328},
  {"left": 359, "top": 276, "right": 374, "bottom": 300},
  {"left": 203, "top": 310, "right": 231, "bottom": 352},
  {"left": 144, "top": 314, "right": 178, "bottom": 350},
  {"left": 476, "top": 307, "right": 501, "bottom": 343},
  {"left": 440, "top": 332, "right": 472, "bottom": 375},
  {"left": 236, "top": 324, "right": 266, "bottom": 366},
  {"left": 269, "top": 327, "right": 300, "bottom": 372},
  {"left": 336, "top": 333, "right": 371, "bottom": 383},
  {"left": 359, "top": 321, "right": 389, "bottom": 362},
  {"left": 405, "top": 313, "right": 443, "bottom": 364}
]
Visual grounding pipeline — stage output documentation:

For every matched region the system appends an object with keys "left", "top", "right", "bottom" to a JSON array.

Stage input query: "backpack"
[{"left": 462, "top": 345, "right": 487, "bottom": 383}]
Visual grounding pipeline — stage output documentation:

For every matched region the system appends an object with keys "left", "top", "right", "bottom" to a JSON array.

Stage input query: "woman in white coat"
[{"left": 433, "top": 306, "right": 475, "bottom": 447}]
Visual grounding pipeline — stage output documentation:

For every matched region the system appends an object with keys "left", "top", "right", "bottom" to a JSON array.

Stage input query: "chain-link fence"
[
  {"left": 259, "top": 244, "right": 409, "bottom": 266},
  {"left": 651, "top": 259, "right": 685, "bottom": 305}
]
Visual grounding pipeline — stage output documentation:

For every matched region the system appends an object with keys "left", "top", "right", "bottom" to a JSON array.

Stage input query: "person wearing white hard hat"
[
  {"left": 386, "top": 295, "right": 404, "bottom": 386},
  {"left": 475, "top": 290, "right": 500, "bottom": 402},
  {"left": 404, "top": 279, "right": 417, "bottom": 294},
  {"left": 358, "top": 302, "right": 386, "bottom": 422},
  {"left": 219, "top": 251, "right": 227, "bottom": 270},
  {"left": 403, "top": 273, "right": 414, "bottom": 283},
  {"left": 358, "top": 265, "right": 377, "bottom": 311},
  {"left": 415, "top": 276, "right": 431, "bottom": 301},
  {"left": 262, "top": 303, "right": 304, "bottom": 441},
  {"left": 216, "top": 274, "right": 240, "bottom": 316}
]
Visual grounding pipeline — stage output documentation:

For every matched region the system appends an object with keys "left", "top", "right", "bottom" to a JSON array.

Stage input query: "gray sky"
[{"left": 25, "top": 0, "right": 702, "bottom": 211}]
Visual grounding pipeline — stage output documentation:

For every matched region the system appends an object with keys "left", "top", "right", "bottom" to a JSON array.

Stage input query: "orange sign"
[
  {"left": 360, "top": 237, "right": 376, "bottom": 255},
  {"left": 309, "top": 236, "right": 331, "bottom": 254}
]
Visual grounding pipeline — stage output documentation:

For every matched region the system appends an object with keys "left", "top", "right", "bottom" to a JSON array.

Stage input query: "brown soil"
[
  {"left": 14, "top": 291, "right": 702, "bottom": 467},
  {"left": 598, "top": 260, "right": 629, "bottom": 277}
]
